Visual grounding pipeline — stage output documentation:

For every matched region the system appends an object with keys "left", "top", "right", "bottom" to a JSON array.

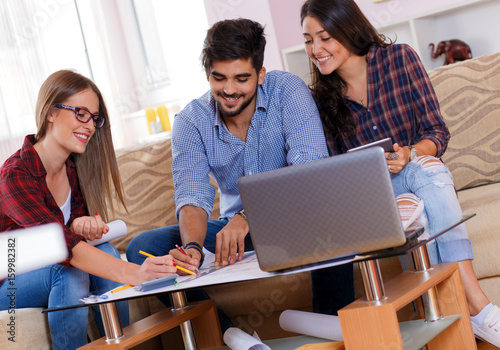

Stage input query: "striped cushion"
[{"left": 428, "top": 52, "right": 500, "bottom": 191}]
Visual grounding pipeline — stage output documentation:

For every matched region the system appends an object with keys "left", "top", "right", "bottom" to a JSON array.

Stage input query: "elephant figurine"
[{"left": 429, "top": 39, "right": 472, "bottom": 65}]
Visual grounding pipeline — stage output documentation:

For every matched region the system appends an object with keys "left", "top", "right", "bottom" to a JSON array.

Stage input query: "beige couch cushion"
[
  {"left": 428, "top": 53, "right": 500, "bottom": 306},
  {"left": 428, "top": 52, "right": 500, "bottom": 191},
  {"left": 457, "top": 182, "right": 500, "bottom": 280},
  {"left": 0, "top": 308, "right": 51, "bottom": 350}
]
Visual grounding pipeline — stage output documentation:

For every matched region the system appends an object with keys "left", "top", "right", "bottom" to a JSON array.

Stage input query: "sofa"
[{"left": 1, "top": 51, "right": 500, "bottom": 349}]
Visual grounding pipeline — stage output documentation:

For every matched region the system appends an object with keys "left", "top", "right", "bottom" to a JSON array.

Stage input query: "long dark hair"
[
  {"left": 300, "top": 0, "right": 392, "bottom": 139},
  {"left": 35, "top": 70, "right": 126, "bottom": 221}
]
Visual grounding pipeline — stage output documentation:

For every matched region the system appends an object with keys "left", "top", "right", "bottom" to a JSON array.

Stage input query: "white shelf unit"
[{"left": 282, "top": 0, "right": 500, "bottom": 79}]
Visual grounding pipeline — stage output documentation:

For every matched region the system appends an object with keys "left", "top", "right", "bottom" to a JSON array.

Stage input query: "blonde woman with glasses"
[{"left": 0, "top": 70, "right": 176, "bottom": 349}]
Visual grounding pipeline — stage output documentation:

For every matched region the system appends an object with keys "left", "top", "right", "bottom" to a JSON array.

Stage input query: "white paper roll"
[
  {"left": 279, "top": 309, "right": 343, "bottom": 341},
  {"left": 223, "top": 327, "right": 270, "bottom": 350},
  {"left": 88, "top": 220, "right": 127, "bottom": 246}
]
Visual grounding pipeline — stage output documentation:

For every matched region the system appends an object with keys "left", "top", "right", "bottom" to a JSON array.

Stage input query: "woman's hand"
[
  {"left": 386, "top": 143, "right": 411, "bottom": 174},
  {"left": 133, "top": 255, "right": 177, "bottom": 284},
  {"left": 70, "top": 213, "right": 109, "bottom": 241}
]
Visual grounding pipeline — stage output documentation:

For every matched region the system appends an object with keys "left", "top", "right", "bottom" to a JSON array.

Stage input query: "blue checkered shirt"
[{"left": 172, "top": 70, "right": 328, "bottom": 220}]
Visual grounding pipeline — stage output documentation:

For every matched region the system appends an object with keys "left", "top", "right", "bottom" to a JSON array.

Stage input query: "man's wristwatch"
[
  {"left": 406, "top": 146, "right": 418, "bottom": 162},
  {"left": 237, "top": 209, "right": 246, "bottom": 220}
]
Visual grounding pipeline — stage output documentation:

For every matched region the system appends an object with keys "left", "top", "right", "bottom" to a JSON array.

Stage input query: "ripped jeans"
[{"left": 392, "top": 156, "right": 474, "bottom": 265}]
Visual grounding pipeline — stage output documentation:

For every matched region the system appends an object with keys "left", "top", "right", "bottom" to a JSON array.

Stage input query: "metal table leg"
[
  {"left": 99, "top": 302, "right": 124, "bottom": 343},
  {"left": 359, "top": 259, "right": 386, "bottom": 301},
  {"left": 170, "top": 291, "right": 198, "bottom": 350},
  {"left": 412, "top": 244, "right": 443, "bottom": 322}
]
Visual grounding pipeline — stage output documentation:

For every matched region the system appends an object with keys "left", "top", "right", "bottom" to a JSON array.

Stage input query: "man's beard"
[{"left": 217, "top": 85, "right": 258, "bottom": 118}]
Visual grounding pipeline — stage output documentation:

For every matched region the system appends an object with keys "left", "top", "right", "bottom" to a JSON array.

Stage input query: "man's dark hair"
[{"left": 201, "top": 18, "right": 266, "bottom": 78}]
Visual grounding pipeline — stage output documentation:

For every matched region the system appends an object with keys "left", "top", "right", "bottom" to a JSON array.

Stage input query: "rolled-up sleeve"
[{"left": 404, "top": 46, "right": 450, "bottom": 157}]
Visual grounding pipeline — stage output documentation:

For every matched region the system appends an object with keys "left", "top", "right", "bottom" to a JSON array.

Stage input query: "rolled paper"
[
  {"left": 223, "top": 327, "right": 271, "bottom": 350},
  {"left": 88, "top": 220, "right": 127, "bottom": 246},
  {"left": 157, "top": 105, "right": 171, "bottom": 131},
  {"left": 279, "top": 309, "right": 343, "bottom": 341}
]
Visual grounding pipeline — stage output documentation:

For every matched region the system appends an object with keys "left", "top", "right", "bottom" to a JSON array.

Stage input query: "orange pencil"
[{"left": 111, "top": 284, "right": 132, "bottom": 293}]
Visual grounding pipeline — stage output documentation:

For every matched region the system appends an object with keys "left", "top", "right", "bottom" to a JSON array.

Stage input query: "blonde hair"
[{"left": 35, "top": 70, "right": 126, "bottom": 221}]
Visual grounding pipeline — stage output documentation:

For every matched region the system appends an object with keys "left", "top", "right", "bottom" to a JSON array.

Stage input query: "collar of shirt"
[
  {"left": 19, "top": 135, "right": 47, "bottom": 178},
  {"left": 20, "top": 135, "right": 76, "bottom": 178}
]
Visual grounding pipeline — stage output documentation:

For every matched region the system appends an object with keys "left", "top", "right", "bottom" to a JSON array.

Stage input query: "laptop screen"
[{"left": 238, "top": 147, "right": 406, "bottom": 272}]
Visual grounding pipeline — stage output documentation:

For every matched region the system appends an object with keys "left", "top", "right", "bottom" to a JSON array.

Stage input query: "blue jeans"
[
  {"left": 0, "top": 242, "right": 129, "bottom": 350},
  {"left": 391, "top": 157, "right": 474, "bottom": 265},
  {"left": 126, "top": 219, "right": 354, "bottom": 332}
]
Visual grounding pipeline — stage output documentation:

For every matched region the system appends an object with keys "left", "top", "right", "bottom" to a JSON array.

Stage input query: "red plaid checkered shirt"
[{"left": 0, "top": 135, "right": 86, "bottom": 267}]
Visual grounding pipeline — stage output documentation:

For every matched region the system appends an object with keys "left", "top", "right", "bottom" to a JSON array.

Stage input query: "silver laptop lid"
[{"left": 237, "top": 147, "right": 406, "bottom": 272}]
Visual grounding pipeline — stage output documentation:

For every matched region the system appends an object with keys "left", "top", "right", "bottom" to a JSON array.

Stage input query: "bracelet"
[
  {"left": 184, "top": 242, "right": 205, "bottom": 267},
  {"left": 403, "top": 145, "right": 417, "bottom": 162},
  {"left": 237, "top": 209, "right": 246, "bottom": 220}
]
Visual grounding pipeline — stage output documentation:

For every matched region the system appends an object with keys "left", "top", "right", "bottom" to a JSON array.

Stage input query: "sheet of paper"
[{"left": 82, "top": 250, "right": 355, "bottom": 304}]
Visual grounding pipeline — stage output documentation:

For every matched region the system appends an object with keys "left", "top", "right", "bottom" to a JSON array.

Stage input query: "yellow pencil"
[
  {"left": 111, "top": 284, "right": 132, "bottom": 293},
  {"left": 172, "top": 262, "right": 195, "bottom": 275},
  {"left": 139, "top": 250, "right": 154, "bottom": 258},
  {"left": 139, "top": 250, "right": 195, "bottom": 275}
]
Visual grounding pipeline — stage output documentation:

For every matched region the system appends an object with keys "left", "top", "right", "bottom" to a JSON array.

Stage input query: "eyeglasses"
[{"left": 54, "top": 104, "right": 105, "bottom": 129}]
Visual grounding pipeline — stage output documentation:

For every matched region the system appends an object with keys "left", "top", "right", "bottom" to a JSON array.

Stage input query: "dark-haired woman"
[{"left": 300, "top": 0, "right": 500, "bottom": 346}]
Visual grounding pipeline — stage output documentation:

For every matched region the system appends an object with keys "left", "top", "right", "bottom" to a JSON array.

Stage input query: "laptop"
[{"left": 237, "top": 147, "right": 407, "bottom": 272}]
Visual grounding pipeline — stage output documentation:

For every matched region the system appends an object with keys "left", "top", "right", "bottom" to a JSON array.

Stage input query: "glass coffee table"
[{"left": 44, "top": 215, "right": 475, "bottom": 350}]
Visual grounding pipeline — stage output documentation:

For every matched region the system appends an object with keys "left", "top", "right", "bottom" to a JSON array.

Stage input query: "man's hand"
[
  {"left": 71, "top": 213, "right": 109, "bottom": 241},
  {"left": 214, "top": 213, "right": 249, "bottom": 266},
  {"left": 386, "top": 143, "right": 411, "bottom": 174},
  {"left": 169, "top": 246, "right": 200, "bottom": 274}
]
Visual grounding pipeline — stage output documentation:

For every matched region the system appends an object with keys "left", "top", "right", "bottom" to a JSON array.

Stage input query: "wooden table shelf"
[
  {"left": 78, "top": 299, "right": 223, "bottom": 350},
  {"left": 338, "top": 262, "right": 476, "bottom": 349}
]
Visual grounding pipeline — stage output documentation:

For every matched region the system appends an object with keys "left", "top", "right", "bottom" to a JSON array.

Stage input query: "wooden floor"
[{"left": 477, "top": 339, "right": 499, "bottom": 349}]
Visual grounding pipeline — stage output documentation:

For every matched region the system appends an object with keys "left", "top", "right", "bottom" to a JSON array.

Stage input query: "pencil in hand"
[
  {"left": 172, "top": 261, "right": 195, "bottom": 275},
  {"left": 139, "top": 250, "right": 196, "bottom": 275},
  {"left": 175, "top": 244, "right": 200, "bottom": 273},
  {"left": 139, "top": 250, "right": 154, "bottom": 258}
]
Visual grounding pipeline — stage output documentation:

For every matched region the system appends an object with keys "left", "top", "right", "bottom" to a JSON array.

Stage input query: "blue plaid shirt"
[{"left": 172, "top": 70, "right": 328, "bottom": 219}]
